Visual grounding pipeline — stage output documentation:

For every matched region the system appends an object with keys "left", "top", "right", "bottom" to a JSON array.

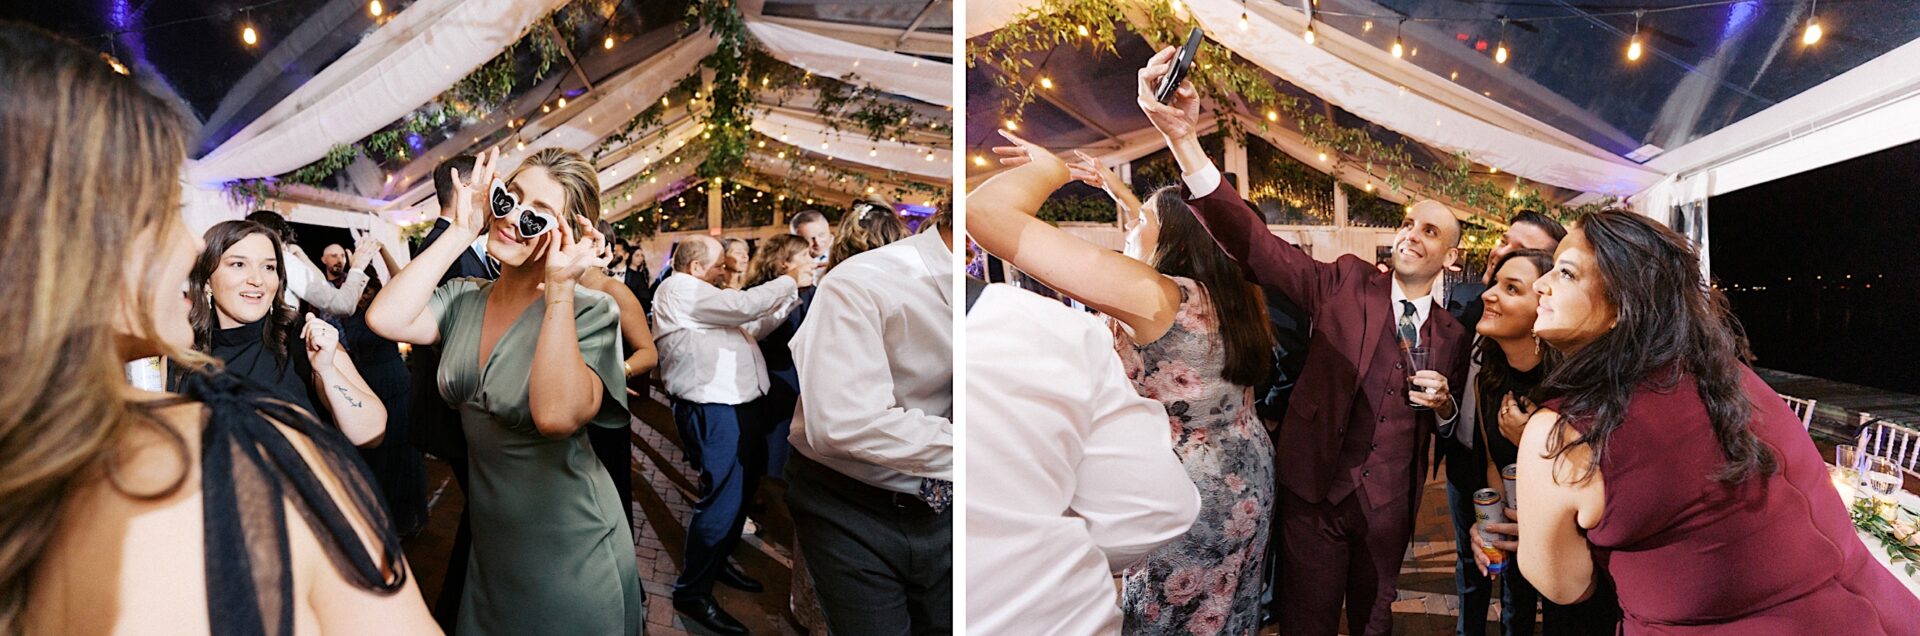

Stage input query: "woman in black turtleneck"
[{"left": 185, "top": 220, "right": 386, "bottom": 446}]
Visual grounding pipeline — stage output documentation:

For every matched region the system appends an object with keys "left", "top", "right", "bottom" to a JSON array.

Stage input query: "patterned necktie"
[
  {"left": 919, "top": 478, "right": 952, "bottom": 513},
  {"left": 1397, "top": 300, "right": 1420, "bottom": 349}
]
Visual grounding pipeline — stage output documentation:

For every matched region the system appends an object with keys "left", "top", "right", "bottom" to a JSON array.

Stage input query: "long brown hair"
[
  {"left": 746, "top": 234, "right": 809, "bottom": 288},
  {"left": 1472, "top": 249, "right": 1559, "bottom": 429},
  {"left": 188, "top": 220, "right": 297, "bottom": 364},
  {"left": 0, "top": 21, "right": 207, "bottom": 632},
  {"left": 1144, "top": 187, "right": 1273, "bottom": 387},
  {"left": 829, "top": 199, "right": 908, "bottom": 268},
  {"left": 1538, "top": 211, "right": 1768, "bottom": 484}
]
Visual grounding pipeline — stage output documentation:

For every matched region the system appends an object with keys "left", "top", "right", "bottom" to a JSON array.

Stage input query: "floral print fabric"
[{"left": 1118, "top": 277, "right": 1276, "bottom": 635}]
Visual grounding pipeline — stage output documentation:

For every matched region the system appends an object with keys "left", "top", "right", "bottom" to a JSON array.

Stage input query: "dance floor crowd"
[
  {"left": 1, "top": 21, "right": 951, "bottom": 636},
  {"left": 964, "top": 47, "right": 1920, "bottom": 636}
]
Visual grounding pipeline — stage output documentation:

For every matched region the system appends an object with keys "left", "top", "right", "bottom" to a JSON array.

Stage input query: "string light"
[
  {"left": 1494, "top": 19, "right": 1509, "bottom": 64},
  {"left": 1040, "top": 77, "right": 1054, "bottom": 89},
  {"left": 1303, "top": 24, "right": 1316, "bottom": 45},
  {"left": 1077, "top": 24, "right": 1089, "bottom": 37},
  {"left": 1266, "top": 110, "right": 1278, "bottom": 122},
  {"left": 1627, "top": 11, "right": 1644, "bottom": 62},
  {"left": 1391, "top": 19, "right": 1404, "bottom": 59},
  {"left": 1005, "top": 120, "right": 1019, "bottom": 131},
  {"left": 557, "top": 97, "right": 567, "bottom": 108},
  {"left": 1239, "top": 10, "right": 1249, "bottom": 31},
  {"left": 369, "top": 0, "right": 382, "bottom": 17},
  {"left": 604, "top": 36, "right": 614, "bottom": 50},
  {"left": 1803, "top": 0, "right": 1823, "bottom": 46},
  {"left": 241, "top": 24, "right": 258, "bottom": 46},
  {"left": 973, "top": 154, "right": 987, "bottom": 166}
]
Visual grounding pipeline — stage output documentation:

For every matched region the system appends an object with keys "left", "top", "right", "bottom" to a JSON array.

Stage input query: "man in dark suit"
[
  {"left": 1137, "top": 49, "right": 1471, "bottom": 636},
  {"left": 405, "top": 154, "right": 493, "bottom": 630}
]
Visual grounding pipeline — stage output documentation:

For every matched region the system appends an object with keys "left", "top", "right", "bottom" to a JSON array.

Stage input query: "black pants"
[
  {"left": 785, "top": 453, "right": 950, "bottom": 636},
  {"left": 588, "top": 422, "right": 634, "bottom": 533}
]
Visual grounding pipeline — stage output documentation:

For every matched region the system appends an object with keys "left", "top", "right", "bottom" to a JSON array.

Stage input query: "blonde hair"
[
  {"left": 512, "top": 147, "right": 602, "bottom": 224},
  {"left": 0, "top": 22, "right": 208, "bottom": 632},
  {"left": 829, "top": 198, "right": 908, "bottom": 268}
]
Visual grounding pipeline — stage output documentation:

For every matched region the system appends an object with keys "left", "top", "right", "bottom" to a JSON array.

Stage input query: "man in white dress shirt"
[
  {"left": 965, "top": 279, "right": 1200, "bottom": 635},
  {"left": 653, "top": 234, "right": 809, "bottom": 635},
  {"left": 787, "top": 216, "right": 953, "bottom": 635}
]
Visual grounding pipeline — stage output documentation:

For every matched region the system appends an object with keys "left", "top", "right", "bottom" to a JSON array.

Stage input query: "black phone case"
[{"left": 1156, "top": 27, "right": 1205, "bottom": 104}]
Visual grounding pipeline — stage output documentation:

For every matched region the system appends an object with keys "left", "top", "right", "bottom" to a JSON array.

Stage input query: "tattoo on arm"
[{"left": 334, "top": 385, "right": 363, "bottom": 408}]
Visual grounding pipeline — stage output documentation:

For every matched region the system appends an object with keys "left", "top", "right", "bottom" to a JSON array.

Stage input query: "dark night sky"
[{"left": 1711, "top": 139, "right": 1920, "bottom": 394}]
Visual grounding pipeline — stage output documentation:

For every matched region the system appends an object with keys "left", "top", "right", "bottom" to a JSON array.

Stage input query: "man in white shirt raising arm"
[{"left": 652, "top": 234, "right": 809, "bottom": 636}]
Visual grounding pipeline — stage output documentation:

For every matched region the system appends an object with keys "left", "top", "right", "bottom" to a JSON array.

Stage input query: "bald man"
[
  {"left": 1138, "top": 49, "right": 1472, "bottom": 636},
  {"left": 651, "top": 234, "right": 813, "bottom": 635}
]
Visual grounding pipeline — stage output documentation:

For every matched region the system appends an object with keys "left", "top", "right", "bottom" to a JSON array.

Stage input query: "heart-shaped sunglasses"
[{"left": 489, "top": 180, "right": 558, "bottom": 240}]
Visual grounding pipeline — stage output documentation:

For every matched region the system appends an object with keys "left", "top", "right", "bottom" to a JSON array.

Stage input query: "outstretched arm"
[
  {"left": 367, "top": 148, "right": 499, "bottom": 345},
  {"left": 969, "top": 129, "right": 1182, "bottom": 345},
  {"left": 1136, "top": 46, "right": 1336, "bottom": 314}
]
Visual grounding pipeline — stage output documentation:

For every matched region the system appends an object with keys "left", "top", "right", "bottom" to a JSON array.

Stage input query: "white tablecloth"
[{"left": 1833, "top": 464, "right": 1920, "bottom": 598}]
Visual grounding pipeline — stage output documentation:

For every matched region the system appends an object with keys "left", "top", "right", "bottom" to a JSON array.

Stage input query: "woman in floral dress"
[{"left": 969, "top": 130, "right": 1277, "bottom": 634}]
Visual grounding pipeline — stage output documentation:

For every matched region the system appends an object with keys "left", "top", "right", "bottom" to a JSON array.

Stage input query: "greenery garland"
[{"left": 970, "top": 0, "right": 1619, "bottom": 223}]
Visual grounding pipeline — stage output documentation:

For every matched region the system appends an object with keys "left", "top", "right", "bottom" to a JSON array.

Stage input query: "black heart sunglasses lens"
[
  {"left": 517, "top": 211, "right": 550, "bottom": 237},
  {"left": 490, "top": 186, "right": 515, "bottom": 218}
]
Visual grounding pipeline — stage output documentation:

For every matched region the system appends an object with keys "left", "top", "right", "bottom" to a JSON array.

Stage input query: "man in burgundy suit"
[{"left": 1137, "top": 48, "right": 1472, "bottom": 635}]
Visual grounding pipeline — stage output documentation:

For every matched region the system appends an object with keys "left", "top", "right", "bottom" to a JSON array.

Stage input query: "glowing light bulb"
[
  {"left": 1627, "top": 36, "right": 1643, "bottom": 61},
  {"left": 1317, "top": 152, "right": 1328, "bottom": 163},
  {"left": 1077, "top": 24, "right": 1089, "bottom": 37},
  {"left": 1803, "top": 20, "right": 1822, "bottom": 45},
  {"left": 1266, "top": 110, "right": 1278, "bottom": 122},
  {"left": 1005, "top": 120, "right": 1019, "bottom": 131},
  {"left": 1040, "top": 77, "right": 1054, "bottom": 89},
  {"left": 242, "top": 25, "right": 258, "bottom": 46},
  {"left": 557, "top": 97, "right": 567, "bottom": 108},
  {"left": 369, "top": 0, "right": 383, "bottom": 17},
  {"left": 974, "top": 155, "right": 987, "bottom": 166},
  {"left": 1303, "top": 26, "right": 1316, "bottom": 45},
  {"left": 1239, "top": 12, "right": 1248, "bottom": 31},
  {"left": 1391, "top": 39, "right": 1404, "bottom": 58},
  {"left": 604, "top": 36, "right": 614, "bottom": 50},
  {"left": 1495, "top": 44, "right": 1508, "bottom": 64}
]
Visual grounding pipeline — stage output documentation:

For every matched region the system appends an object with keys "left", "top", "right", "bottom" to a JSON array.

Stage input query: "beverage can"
[
  {"left": 1473, "top": 488, "right": 1508, "bottom": 575},
  {"left": 1501, "top": 464, "right": 1519, "bottom": 510}
]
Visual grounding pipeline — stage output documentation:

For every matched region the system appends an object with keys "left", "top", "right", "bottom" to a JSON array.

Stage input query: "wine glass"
[{"left": 1865, "top": 456, "right": 1903, "bottom": 502}]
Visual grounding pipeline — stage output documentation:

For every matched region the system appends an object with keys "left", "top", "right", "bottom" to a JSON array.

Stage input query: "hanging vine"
[{"left": 970, "top": 0, "right": 1620, "bottom": 222}]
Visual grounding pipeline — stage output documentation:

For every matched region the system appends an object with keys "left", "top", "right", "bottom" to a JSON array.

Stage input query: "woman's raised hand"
[
  {"left": 447, "top": 147, "right": 501, "bottom": 242},
  {"left": 991, "top": 129, "right": 1070, "bottom": 185}
]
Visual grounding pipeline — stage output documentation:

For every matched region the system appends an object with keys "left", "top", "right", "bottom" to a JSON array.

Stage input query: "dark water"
[
  {"left": 1710, "top": 141, "right": 1920, "bottom": 396},
  {"left": 1725, "top": 283, "right": 1920, "bottom": 395}
]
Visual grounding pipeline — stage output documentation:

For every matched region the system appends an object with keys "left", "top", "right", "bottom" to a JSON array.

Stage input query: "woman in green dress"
[{"left": 368, "top": 146, "right": 642, "bottom": 635}]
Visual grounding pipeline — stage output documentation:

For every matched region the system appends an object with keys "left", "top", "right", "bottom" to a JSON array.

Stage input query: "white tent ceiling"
[
  {"left": 175, "top": 0, "right": 952, "bottom": 236},
  {"left": 966, "top": 0, "right": 1920, "bottom": 214}
]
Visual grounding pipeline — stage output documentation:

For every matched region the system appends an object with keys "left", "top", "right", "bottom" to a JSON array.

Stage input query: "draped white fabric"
[
  {"left": 1184, "top": 0, "right": 1660, "bottom": 196},
  {"left": 186, "top": 0, "right": 570, "bottom": 185},
  {"left": 516, "top": 35, "right": 719, "bottom": 162},
  {"left": 598, "top": 117, "right": 709, "bottom": 195},
  {"left": 751, "top": 109, "right": 948, "bottom": 179},
  {"left": 745, "top": 17, "right": 954, "bottom": 107}
]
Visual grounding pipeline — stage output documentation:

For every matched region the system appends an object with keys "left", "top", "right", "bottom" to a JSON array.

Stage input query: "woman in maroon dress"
[{"left": 1510, "top": 210, "right": 1919, "bottom": 634}]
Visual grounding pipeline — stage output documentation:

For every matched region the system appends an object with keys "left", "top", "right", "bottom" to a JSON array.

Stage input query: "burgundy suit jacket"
[{"left": 1187, "top": 183, "right": 1472, "bottom": 504}]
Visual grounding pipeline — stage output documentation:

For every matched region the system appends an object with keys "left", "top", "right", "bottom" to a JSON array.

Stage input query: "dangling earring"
[{"left": 204, "top": 288, "right": 213, "bottom": 306}]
